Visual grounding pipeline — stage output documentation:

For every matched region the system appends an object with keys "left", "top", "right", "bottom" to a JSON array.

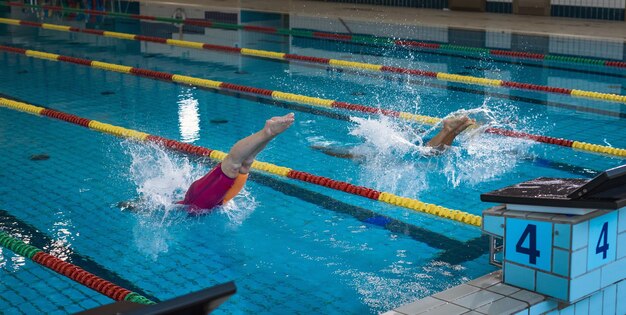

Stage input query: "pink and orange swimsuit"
[{"left": 179, "top": 163, "right": 247, "bottom": 215}]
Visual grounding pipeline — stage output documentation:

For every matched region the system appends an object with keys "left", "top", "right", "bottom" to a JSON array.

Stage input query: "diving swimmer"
[
  {"left": 179, "top": 113, "right": 295, "bottom": 214},
  {"left": 118, "top": 113, "right": 295, "bottom": 214},
  {"left": 311, "top": 115, "right": 474, "bottom": 159}
]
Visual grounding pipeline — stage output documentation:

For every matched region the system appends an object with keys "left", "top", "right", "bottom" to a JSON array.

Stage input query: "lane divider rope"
[
  {"left": 0, "top": 96, "right": 482, "bottom": 226},
  {"left": 1, "top": 17, "right": 625, "bottom": 105},
  {"left": 1, "top": 45, "right": 623, "bottom": 158},
  {"left": 2, "top": 1, "right": 625, "bottom": 70},
  {"left": 0, "top": 230, "right": 155, "bottom": 305}
]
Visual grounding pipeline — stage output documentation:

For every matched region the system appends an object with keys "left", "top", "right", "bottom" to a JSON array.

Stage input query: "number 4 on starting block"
[
  {"left": 505, "top": 218, "right": 552, "bottom": 271},
  {"left": 588, "top": 211, "right": 618, "bottom": 270}
]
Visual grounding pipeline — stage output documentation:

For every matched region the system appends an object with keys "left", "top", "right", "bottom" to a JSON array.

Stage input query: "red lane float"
[{"left": 32, "top": 252, "right": 133, "bottom": 301}]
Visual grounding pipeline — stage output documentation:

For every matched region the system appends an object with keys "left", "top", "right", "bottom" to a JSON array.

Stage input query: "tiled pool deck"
[
  {"left": 383, "top": 271, "right": 546, "bottom": 315},
  {"left": 383, "top": 270, "right": 625, "bottom": 315}
]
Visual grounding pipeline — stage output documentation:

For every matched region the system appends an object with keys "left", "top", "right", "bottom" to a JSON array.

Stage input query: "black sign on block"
[{"left": 481, "top": 164, "right": 626, "bottom": 212}]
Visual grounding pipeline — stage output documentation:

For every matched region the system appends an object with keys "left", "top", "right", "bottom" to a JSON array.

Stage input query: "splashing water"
[
  {"left": 442, "top": 135, "right": 531, "bottom": 187},
  {"left": 350, "top": 116, "right": 420, "bottom": 155},
  {"left": 122, "top": 141, "right": 257, "bottom": 259},
  {"left": 439, "top": 104, "right": 534, "bottom": 187},
  {"left": 349, "top": 101, "right": 535, "bottom": 196},
  {"left": 349, "top": 115, "right": 431, "bottom": 197},
  {"left": 219, "top": 189, "right": 258, "bottom": 229},
  {"left": 123, "top": 141, "right": 199, "bottom": 259}
]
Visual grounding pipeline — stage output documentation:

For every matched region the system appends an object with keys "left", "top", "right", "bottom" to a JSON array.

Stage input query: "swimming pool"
[{"left": 0, "top": 2, "right": 625, "bottom": 314}]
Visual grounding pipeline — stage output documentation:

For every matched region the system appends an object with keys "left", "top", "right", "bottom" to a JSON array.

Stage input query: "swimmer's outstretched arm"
[{"left": 221, "top": 113, "right": 295, "bottom": 178}]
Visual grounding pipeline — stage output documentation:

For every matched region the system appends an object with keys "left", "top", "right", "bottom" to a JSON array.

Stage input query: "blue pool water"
[{"left": 0, "top": 4, "right": 625, "bottom": 314}]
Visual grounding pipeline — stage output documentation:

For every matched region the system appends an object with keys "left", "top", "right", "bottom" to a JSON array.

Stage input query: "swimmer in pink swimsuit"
[{"left": 180, "top": 113, "right": 295, "bottom": 214}]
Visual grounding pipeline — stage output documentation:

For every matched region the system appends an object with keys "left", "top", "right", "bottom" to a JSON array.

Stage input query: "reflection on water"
[
  {"left": 177, "top": 88, "right": 201, "bottom": 143},
  {"left": 44, "top": 211, "right": 76, "bottom": 262}
]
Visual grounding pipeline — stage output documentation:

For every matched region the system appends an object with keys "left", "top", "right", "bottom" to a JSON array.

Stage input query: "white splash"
[
  {"left": 123, "top": 141, "right": 199, "bottom": 259},
  {"left": 348, "top": 116, "right": 430, "bottom": 197},
  {"left": 122, "top": 141, "right": 256, "bottom": 259},
  {"left": 348, "top": 101, "right": 535, "bottom": 195},
  {"left": 306, "top": 135, "right": 341, "bottom": 148},
  {"left": 127, "top": 142, "right": 199, "bottom": 211},
  {"left": 349, "top": 116, "right": 420, "bottom": 155},
  {"left": 218, "top": 188, "right": 258, "bottom": 229},
  {"left": 439, "top": 104, "right": 534, "bottom": 187}
]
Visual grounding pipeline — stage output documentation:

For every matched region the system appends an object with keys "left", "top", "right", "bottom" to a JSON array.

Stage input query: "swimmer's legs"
[
  {"left": 220, "top": 113, "right": 295, "bottom": 178},
  {"left": 427, "top": 116, "right": 474, "bottom": 149}
]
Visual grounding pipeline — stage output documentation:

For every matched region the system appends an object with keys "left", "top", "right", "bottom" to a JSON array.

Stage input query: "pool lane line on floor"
[
  {"left": 0, "top": 229, "right": 155, "bottom": 305},
  {"left": 248, "top": 170, "right": 489, "bottom": 265},
  {"left": 2, "top": 1, "right": 625, "bottom": 72},
  {"left": 0, "top": 96, "right": 482, "bottom": 227},
  {"left": 525, "top": 156, "right": 600, "bottom": 177},
  {"left": 2, "top": 18, "right": 625, "bottom": 106},
  {"left": 1, "top": 44, "right": 624, "bottom": 159},
  {"left": 0, "top": 209, "right": 160, "bottom": 304}
]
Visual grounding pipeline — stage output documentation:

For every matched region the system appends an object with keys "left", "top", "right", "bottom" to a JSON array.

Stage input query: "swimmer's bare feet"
[
  {"left": 426, "top": 115, "right": 476, "bottom": 149},
  {"left": 264, "top": 113, "right": 295, "bottom": 137},
  {"left": 443, "top": 116, "right": 475, "bottom": 135}
]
